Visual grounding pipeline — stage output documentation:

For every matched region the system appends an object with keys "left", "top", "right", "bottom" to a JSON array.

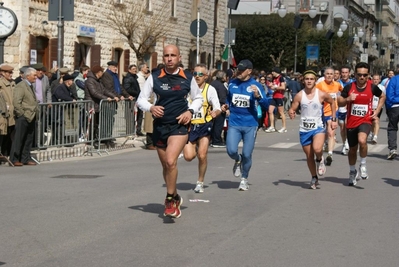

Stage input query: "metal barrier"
[
  {"left": 95, "top": 99, "right": 136, "bottom": 154},
  {"left": 36, "top": 100, "right": 94, "bottom": 150}
]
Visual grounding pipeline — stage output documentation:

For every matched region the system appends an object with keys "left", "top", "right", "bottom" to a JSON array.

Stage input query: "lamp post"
[{"left": 278, "top": 3, "right": 316, "bottom": 73}]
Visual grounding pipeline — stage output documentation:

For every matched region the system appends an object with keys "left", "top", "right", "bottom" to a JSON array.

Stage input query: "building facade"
[{"left": 3, "top": 0, "right": 228, "bottom": 78}]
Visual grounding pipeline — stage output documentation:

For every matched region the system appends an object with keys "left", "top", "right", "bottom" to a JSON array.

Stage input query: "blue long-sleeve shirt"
[
  {"left": 227, "top": 77, "right": 269, "bottom": 127},
  {"left": 385, "top": 75, "right": 399, "bottom": 109}
]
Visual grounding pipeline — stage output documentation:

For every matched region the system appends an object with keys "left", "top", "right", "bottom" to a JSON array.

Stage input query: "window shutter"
[
  {"left": 124, "top": 49, "right": 130, "bottom": 72},
  {"left": 90, "top": 45, "right": 101, "bottom": 67},
  {"left": 74, "top": 42, "right": 80, "bottom": 70},
  {"left": 50, "top": 38, "right": 58, "bottom": 68},
  {"left": 151, "top": 52, "right": 158, "bottom": 70}
]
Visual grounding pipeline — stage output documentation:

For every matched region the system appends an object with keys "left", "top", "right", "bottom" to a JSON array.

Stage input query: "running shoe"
[
  {"left": 212, "top": 143, "right": 226, "bottom": 148},
  {"left": 316, "top": 157, "right": 326, "bottom": 176},
  {"left": 341, "top": 145, "right": 347, "bottom": 155},
  {"left": 367, "top": 133, "right": 373, "bottom": 142},
  {"left": 348, "top": 170, "right": 358, "bottom": 186},
  {"left": 387, "top": 149, "right": 397, "bottom": 160},
  {"left": 238, "top": 178, "right": 249, "bottom": 191},
  {"left": 325, "top": 153, "right": 333, "bottom": 166},
  {"left": 194, "top": 181, "right": 204, "bottom": 193},
  {"left": 371, "top": 135, "right": 377, "bottom": 145},
  {"left": 359, "top": 164, "right": 368, "bottom": 180},
  {"left": 233, "top": 154, "right": 242, "bottom": 177},
  {"left": 278, "top": 127, "right": 287, "bottom": 133},
  {"left": 310, "top": 178, "right": 319, "bottom": 190},
  {"left": 164, "top": 198, "right": 176, "bottom": 217},
  {"left": 174, "top": 195, "right": 183, "bottom": 218},
  {"left": 264, "top": 127, "right": 276, "bottom": 133}
]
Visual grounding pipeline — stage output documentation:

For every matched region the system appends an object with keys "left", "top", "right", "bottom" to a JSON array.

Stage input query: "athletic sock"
[
  {"left": 360, "top": 157, "right": 366, "bottom": 165},
  {"left": 174, "top": 194, "right": 180, "bottom": 201},
  {"left": 166, "top": 193, "right": 174, "bottom": 201},
  {"left": 350, "top": 165, "right": 356, "bottom": 172}
]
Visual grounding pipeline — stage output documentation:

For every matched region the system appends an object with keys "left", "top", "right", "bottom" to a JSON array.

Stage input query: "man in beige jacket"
[
  {"left": 0, "top": 64, "right": 16, "bottom": 156},
  {"left": 9, "top": 67, "right": 39, "bottom": 166}
]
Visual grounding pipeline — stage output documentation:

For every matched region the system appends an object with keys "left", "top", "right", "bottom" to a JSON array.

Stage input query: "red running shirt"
[{"left": 346, "top": 81, "right": 373, "bottom": 129}]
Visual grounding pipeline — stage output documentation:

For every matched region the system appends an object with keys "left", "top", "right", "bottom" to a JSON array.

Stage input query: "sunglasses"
[
  {"left": 193, "top": 72, "right": 205, "bottom": 77},
  {"left": 357, "top": 73, "right": 369, "bottom": 77}
]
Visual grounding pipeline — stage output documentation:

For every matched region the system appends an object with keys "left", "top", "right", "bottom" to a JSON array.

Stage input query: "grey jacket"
[{"left": 32, "top": 75, "right": 51, "bottom": 104}]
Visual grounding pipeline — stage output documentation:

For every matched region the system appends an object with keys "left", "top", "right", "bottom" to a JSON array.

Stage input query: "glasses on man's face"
[
  {"left": 193, "top": 72, "right": 204, "bottom": 77},
  {"left": 357, "top": 73, "right": 369, "bottom": 78}
]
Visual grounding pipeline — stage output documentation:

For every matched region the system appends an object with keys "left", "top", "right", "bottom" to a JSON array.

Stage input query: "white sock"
[
  {"left": 360, "top": 157, "right": 366, "bottom": 165},
  {"left": 350, "top": 165, "right": 356, "bottom": 172}
]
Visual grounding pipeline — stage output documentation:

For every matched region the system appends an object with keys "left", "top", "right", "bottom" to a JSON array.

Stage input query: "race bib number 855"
[
  {"left": 232, "top": 94, "right": 250, "bottom": 108},
  {"left": 351, "top": 104, "right": 368, "bottom": 117}
]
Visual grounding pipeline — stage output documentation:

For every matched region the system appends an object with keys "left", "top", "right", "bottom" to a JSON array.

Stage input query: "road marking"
[
  {"left": 269, "top": 142, "right": 299, "bottom": 148},
  {"left": 368, "top": 144, "right": 386, "bottom": 153}
]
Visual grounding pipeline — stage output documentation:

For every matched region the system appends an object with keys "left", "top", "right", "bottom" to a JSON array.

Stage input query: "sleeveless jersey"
[
  {"left": 191, "top": 83, "right": 212, "bottom": 124},
  {"left": 346, "top": 81, "right": 373, "bottom": 128},
  {"left": 299, "top": 89, "right": 324, "bottom": 132}
]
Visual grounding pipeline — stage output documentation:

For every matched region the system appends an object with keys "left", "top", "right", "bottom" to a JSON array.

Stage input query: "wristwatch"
[
  {"left": 331, "top": 117, "right": 337, "bottom": 122},
  {"left": 188, "top": 109, "right": 194, "bottom": 115}
]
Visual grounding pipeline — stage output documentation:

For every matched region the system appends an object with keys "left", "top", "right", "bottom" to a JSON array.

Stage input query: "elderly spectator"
[
  {"left": 15, "top": 66, "right": 29, "bottom": 85},
  {"left": 135, "top": 63, "right": 149, "bottom": 136},
  {"left": 85, "top": 65, "right": 119, "bottom": 148},
  {"left": 9, "top": 68, "right": 39, "bottom": 166},
  {"left": 74, "top": 65, "right": 90, "bottom": 101},
  {"left": 0, "top": 64, "right": 16, "bottom": 156}
]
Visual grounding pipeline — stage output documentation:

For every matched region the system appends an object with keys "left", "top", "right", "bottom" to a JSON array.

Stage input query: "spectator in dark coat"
[
  {"left": 84, "top": 66, "right": 119, "bottom": 146},
  {"left": 210, "top": 70, "right": 228, "bottom": 147}
]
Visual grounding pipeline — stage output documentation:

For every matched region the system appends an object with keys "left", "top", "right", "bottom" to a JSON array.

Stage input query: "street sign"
[
  {"left": 224, "top": 28, "right": 236, "bottom": 45},
  {"left": 361, "top": 53, "right": 368, "bottom": 63},
  {"left": 190, "top": 19, "right": 208, "bottom": 38},
  {"left": 49, "top": 0, "right": 74, "bottom": 21}
]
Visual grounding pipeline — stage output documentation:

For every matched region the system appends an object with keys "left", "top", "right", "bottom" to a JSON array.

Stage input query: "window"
[{"left": 299, "top": 0, "right": 310, "bottom": 11}]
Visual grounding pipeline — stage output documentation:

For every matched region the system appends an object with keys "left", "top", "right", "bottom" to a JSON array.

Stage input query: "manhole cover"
[{"left": 51, "top": 175, "right": 103, "bottom": 179}]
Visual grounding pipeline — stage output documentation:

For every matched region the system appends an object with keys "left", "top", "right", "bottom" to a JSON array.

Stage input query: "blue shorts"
[
  {"left": 338, "top": 112, "right": 347, "bottom": 122},
  {"left": 299, "top": 127, "right": 326, "bottom": 146},
  {"left": 322, "top": 111, "right": 339, "bottom": 125},
  {"left": 188, "top": 122, "right": 213, "bottom": 143}
]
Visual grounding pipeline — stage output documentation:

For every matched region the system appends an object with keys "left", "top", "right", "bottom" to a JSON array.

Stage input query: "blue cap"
[{"left": 237, "top": 59, "right": 253, "bottom": 71}]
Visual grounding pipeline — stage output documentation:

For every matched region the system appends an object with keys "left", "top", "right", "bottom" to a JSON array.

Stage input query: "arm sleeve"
[
  {"left": 207, "top": 85, "right": 221, "bottom": 111},
  {"left": 13, "top": 86, "right": 24, "bottom": 117},
  {"left": 188, "top": 77, "right": 204, "bottom": 113},
  {"left": 137, "top": 75, "right": 155, "bottom": 112},
  {"left": 340, "top": 84, "right": 351, "bottom": 98},
  {"left": 372, "top": 84, "right": 382, "bottom": 97}
]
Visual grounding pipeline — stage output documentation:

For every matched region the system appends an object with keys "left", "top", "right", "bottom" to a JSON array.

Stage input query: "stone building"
[{"left": 3, "top": 0, "right": 228, "bottom": 79}]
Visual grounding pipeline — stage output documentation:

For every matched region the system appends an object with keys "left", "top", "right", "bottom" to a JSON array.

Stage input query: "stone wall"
[{"left": 3, "top": 0, "right": 228, "bottom": 77}]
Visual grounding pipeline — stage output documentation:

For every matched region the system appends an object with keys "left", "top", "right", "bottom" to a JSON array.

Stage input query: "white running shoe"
[
  {"left": 348, "top": 170, "right": 359, "bottom": 186},
  {"left": 368, "top": 133, "right": 374, "bottom": 141},
  {"left": 278, "top": 127, "right": 287, "bottom": 133},
  {"left": 238, "top": 178, "right": 249, "bottom": 191},
  {"left": 264, "top": 127, "right": 276, "bottom": 133},
  {"left": 341, "top": 146, "right": 347, "bottom": 155},
  {"left": 194, "top": 181, "right": 204, "bottom": 193},
  {"left": 310, "top": 178, "right": 318, "bottom": 189},
  {"left": 233, "top": 154, "right": 242, "bottom": 177},
  {"left": 316, "top": 157, "right": 326, "bottom": 176},
  {"left": 359, "top": 165, "right": 368, "bottom": 180},
  {"left": 371, "top": 135, "right": 377, "bottom": 145}
]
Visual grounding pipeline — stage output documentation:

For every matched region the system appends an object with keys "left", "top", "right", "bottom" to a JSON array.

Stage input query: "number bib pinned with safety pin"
[
  {"left": 232, "top": 94, "right": 250, "bottom": 108},
  {"left": 351, "top": 104, "right": 368, "bottom": 117},
  {"left": 300, "top": 117, "right": 317, "bottom": 131}
]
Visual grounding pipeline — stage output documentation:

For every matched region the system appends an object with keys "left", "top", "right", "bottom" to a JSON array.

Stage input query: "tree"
[{"left": 107, "top": 0, "right": 170, "bottom": 62}]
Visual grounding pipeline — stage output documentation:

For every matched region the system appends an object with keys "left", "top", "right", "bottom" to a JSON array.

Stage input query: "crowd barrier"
[
  {"left": 35, "top": 99, "right": 137, "bottom": 155},
  {"left": 36, "top": 100, "right": 95, "bottom": 149}
]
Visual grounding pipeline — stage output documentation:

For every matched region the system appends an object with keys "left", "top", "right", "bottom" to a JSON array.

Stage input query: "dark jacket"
[
  {"left": 52, "top": 83, "right": 75, "bottom": 102},
  {"left": 210, "top": 79, "right": 228, "bottom": 104},
  {"left": 101, "top": 70, "right": 131, "bottom": 98},
  {"left": 122, "top": 72, "right": 140, "bottom": 98},
  {"left": 51, "top": 77, "right": 78, "bottom": 99},
  {"left": 85, "top": 71, "right": 118, "bottom": 112}
]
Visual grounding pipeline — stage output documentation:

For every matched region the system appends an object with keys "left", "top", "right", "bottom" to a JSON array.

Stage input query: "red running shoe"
[
  {"left": 164, "top": 198, "right": 176, "bottom": 217},
  {"left": 174, "top": 195, "right": 183, "bottom": 218}
]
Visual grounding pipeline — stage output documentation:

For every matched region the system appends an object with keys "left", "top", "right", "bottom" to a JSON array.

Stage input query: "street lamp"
[
  {"left": 278, "top": 5, "right": 287, "bottom": 18},
  {"left": 371, "top": 34, "right": 377, "bottom": 43},
  {"left": 340, "top": 21, "right": 348, "bottom": 32},
  {"left": 337, "top": 28, "right": 343, "bottom": 38}
]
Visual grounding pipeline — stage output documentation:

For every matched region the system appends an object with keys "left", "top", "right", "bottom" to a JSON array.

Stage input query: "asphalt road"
[{"left": 1, "top": 114, "right": 398, "bottom": 267}]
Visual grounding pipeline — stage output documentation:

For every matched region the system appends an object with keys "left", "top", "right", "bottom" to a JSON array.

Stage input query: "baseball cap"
[{"left": 237, "top": 59, "right": 253, "bottom": 71}]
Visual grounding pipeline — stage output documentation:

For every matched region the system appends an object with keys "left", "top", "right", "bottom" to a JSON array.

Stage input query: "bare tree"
[
  {"left": 107, "top": 0, "right": 170, "bottom": 62},
  {"left": 270, "top": 50, "right": 284, "bottom": 67}
]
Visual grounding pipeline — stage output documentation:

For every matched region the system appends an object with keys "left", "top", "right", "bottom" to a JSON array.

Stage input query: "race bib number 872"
[
  {"left": 232, "top": 94, "right": 250, "bottom": 108},
  {"left": 351, "top": 104, "right": 368, "bottom": 117}
]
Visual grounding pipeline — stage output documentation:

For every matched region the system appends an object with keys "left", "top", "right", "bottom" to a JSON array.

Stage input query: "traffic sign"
[{"left": 190, "top": 19, "right": 208, "bottom": 38}]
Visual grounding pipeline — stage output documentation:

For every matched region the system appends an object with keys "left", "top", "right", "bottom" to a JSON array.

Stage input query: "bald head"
[{"left": 163, "top": 45, "right": 182, "bottom": 73}]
